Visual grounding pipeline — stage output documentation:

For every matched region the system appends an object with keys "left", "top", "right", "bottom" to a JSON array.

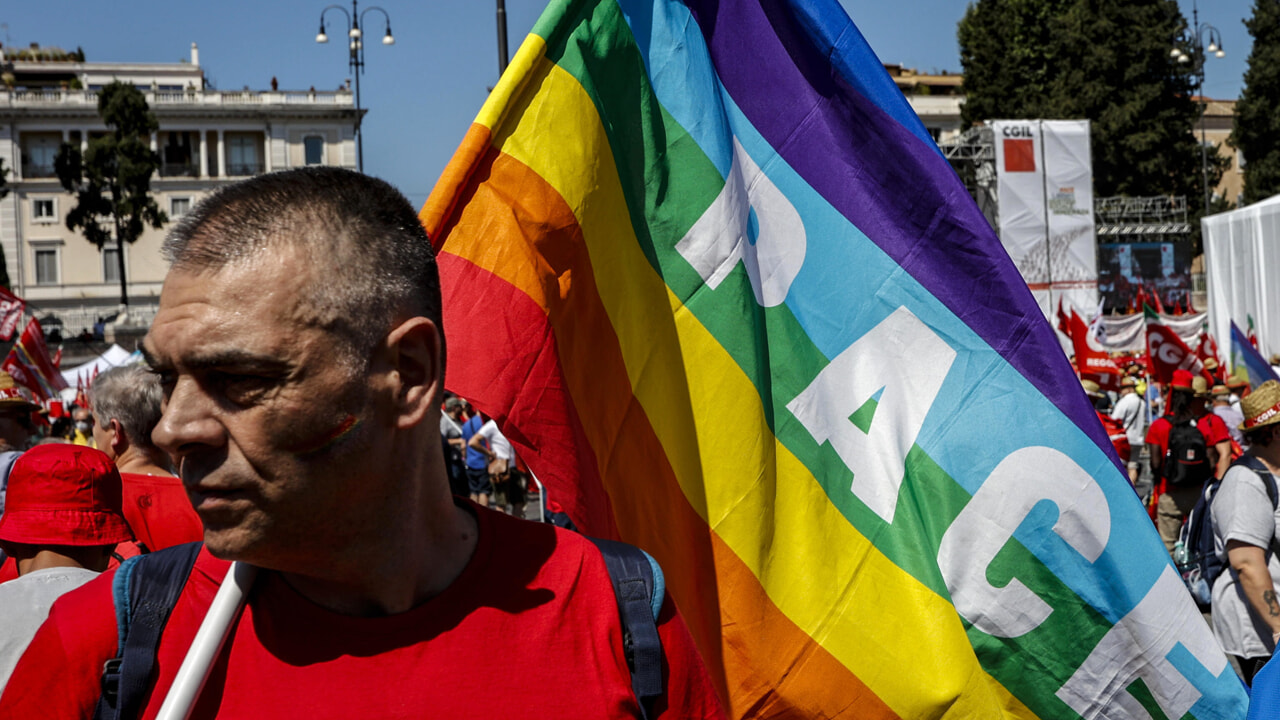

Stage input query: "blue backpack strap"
[
  {"left": 587, "top": 537, "right": 665, "bottom": 720},
  {"left": 93, "top": 542, "right": 203, "bottom": 720}
]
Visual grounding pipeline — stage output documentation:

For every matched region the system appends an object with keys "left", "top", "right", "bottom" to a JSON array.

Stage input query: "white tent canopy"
[
  {"left": 1203, "top": 194, "right": 1280, "bottom": 369},
  {"left": 60, "top": 344, "right": 137, "bottom": 390}
]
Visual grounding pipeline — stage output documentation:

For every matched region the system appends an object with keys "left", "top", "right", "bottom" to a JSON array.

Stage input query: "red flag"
[
  {"left": 1195, "top": 325, "right": 1221, "bottom": 367},
  {"left": 1187, "top": 294, "right": 1197, "bottom": 315},
  {"left": 1070, "top": 310, "right": 1122, "bottom": 391},
  {"left": 1145, "top": 306, "right": 1208, "bottom": 384},
  {"left": 0, "top": 287, "right": 25, "bottom": 342},
  {"left": 1056, "top": 297, "right": 1070, "bottom": 337},
  {"left": 75, "top": 373, "right": 89, "bottom": 409},
  {"left": 2, "top": 318, "right": 68, "bottom": 401},
  {"left": 1172, "top": 300, "right": 1183, "bottom": 317},
  {"left": 52, "top": 347, "right": 62, "bottom": 370},
  {"left": 1150, "top": 287, "right": 1165, "bottom": 315}
]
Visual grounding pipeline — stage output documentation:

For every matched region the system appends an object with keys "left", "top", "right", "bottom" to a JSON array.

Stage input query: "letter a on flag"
[{"left": 422, "top": 0, "right": 1246, "bottom": 716}]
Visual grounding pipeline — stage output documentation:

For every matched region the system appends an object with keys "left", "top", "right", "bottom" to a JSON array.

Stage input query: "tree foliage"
[
  {"left": 1233, "top": 0, "right": 1280, "bottom": 205},
  {"left": 959, "top": 0, "right": 1228, "bottom": 218},
  {"left": 55, "top": 81, "right": 166, "bottom": 306}
]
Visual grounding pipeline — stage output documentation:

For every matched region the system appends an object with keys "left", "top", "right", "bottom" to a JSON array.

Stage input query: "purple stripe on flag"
[{"left": 682, "top": 0, "right": 1110, "bottom": 455}]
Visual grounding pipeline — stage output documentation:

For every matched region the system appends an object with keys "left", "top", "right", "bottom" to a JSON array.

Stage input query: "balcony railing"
[
  {"left": 21, "top": 163, "right": 56, "bottom": 179},
  {"left": 226, "top": 161, "right": 264, "bottom": 177},
  {"left": 3, "top": 89, "right": 354, "bottom": 108},
  {"left": 160, "top": 162, "right": 200, "bottom": 178}
]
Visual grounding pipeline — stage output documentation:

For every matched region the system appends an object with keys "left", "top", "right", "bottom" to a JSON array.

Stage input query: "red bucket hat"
[
  {"left": 1170, "top": 369, "right": 1196, "bottom": 391},
  {"left": 0, "top": 444, "right": 133, "bottom": 546}
]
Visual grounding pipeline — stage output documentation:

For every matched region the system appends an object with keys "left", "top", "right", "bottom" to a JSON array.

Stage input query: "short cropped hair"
[
  {"left": 162, "top": 167, "right": 443, "bottom": 371},
  {"left": 91, "top": 364, "right": 164, "bottom": 453}
]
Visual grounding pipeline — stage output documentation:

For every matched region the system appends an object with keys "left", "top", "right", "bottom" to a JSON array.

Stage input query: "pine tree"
[
  {"left": 1233, "top": 0, "right": 1280, "bottom": 205},
  {"left": 54, "top": 81, "right": 166, "bottom": 306}
]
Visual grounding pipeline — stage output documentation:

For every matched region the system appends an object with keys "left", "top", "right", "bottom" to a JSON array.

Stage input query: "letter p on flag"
[{"left": 1004, "top": 138, "right": 1036, "bottom": 172}]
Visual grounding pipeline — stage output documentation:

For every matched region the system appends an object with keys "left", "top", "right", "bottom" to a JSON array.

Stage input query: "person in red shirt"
[
  {"left": 1146, "top": 370, "right": 1231, "bottom": 552},
  {"left": 0, "top": 168, "right": 724, "bottom": 719},
  {"left": 90, "top": 364, "right": 202, "bottom": 552}
]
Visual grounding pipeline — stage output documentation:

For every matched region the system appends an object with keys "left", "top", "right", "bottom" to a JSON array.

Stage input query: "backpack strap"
[
  {"left": 587, "top": 537, "right": 665, "bottom": 720},
  {"left": 94, "top": 542, "right": 203, "bottom": 720}
]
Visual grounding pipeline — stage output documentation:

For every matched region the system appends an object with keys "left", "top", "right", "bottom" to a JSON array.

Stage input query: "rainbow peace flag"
[
  {"left": 1231, "top": 320, "right": 1279, "bottom": 390},
  {"left": 422, "top": 0, "right": 1246, "bottom": 716}
]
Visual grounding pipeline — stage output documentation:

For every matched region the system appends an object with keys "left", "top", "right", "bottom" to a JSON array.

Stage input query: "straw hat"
[
  {"left": 1191, "top": 375, "right": 1212, "bottom": 399},
  {"left": 0, "top": 444, "right": 133, "bottom": 547},
  {"left": 1227, "top": 374, "right": 1250, "bottom": 389},
  {"left": 1211, "top": 384, "right": 1231, "bottom": 398},
  {"left": 1081, "top": 379, "right": 1103, "bottom": 398},
  {"left": 1120, "top": 376, "right": 1138, "bottom": 388},
  {"left": 1240, "top": 380, "right": 1280, "bottom": 433},
  {"left": 0, "top": 370, "right": 39, "bottom": 413},
  {"left": 1204, "top": 358, "right": 1219, "bottom": 371}
]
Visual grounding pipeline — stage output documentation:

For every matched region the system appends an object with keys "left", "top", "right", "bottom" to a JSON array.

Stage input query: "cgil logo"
[{"left": 1002, "top": 125, "right": 1035, "bottom": 138}]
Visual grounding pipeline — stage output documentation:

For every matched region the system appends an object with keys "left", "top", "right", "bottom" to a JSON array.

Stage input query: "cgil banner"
[{"left": 993, "top": 120, "right": 1099, "bottom": 324}]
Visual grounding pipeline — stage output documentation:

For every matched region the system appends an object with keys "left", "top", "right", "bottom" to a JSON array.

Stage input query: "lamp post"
[
  {"left": 315, "top": 0, "right": 395, "bottom": 173},
  {"left": 1171, "top": 0, "right": 1224, "bottom": 216}
]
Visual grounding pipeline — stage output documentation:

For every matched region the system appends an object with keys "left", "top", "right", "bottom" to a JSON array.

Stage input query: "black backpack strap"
[
  {"left": 94, "top": 542, "right": 203, "bottom": 720},
  {"left": 587, "top": 537, "right": 665, "bottom": 720}
]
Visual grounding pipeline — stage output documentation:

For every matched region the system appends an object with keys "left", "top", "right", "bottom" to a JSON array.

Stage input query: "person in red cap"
[
  {"left": 1146, "top": 368, "right": 1230, "bottom": 552},
  {"left": 0, "top": 444, "right": 132, "bottom": 691},
  {"left": 91, "top": 364, "right": 202, "bottom": 552}
]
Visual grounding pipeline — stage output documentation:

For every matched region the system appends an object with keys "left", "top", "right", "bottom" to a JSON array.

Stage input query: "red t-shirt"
[
  {"left": 0, "top": 504, "right": 725, "bottom": 720},
  {"left": 120, "top": 472, "right": 203, "bottom": 552},
  {"left": 1145, "top": 414, "right": 1231, "bottom": 459}
]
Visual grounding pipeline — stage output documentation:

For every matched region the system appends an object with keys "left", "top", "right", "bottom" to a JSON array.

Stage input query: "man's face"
[
  {"left": 145, "top": 248, "right": 392, "bottom": 568},
  {"left": 92, "top": 412, "right": 112, "bottom": 457},
  {"left": 0, "top": 410, "right": 31, "bottom": 451}
]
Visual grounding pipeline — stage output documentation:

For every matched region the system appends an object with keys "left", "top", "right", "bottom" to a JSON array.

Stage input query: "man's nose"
[{"left": 152, "top": 376, "right": 224, "bottom": 458}]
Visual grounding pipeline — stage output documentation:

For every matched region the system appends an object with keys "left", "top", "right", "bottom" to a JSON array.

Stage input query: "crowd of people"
[
  {"left": 1081, "top": 351, "right": 1280, "bottom": 687},
  {"left": 0, "top": 168, "right": 725, "bottom": 719}
]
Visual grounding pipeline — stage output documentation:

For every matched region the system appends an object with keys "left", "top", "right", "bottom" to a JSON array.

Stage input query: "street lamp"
[
  {"left": 315, "top": 0, "right": 395, "bottom": 173},
  {"left": 1171, "top": 0, "right": 1225, "bottom": 216}
]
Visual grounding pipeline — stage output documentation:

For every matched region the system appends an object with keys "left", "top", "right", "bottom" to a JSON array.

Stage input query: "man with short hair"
[
  {"left": 91, "top": 364, "right": 201, "bottom": 552},
  {"left": 0, "top": 444, "right": 133, "bottom": 690},
  {"left": 439, "top": 396, "right": 469, "bottom": 497},
  {"left": 0, "top": 167, "right": 723, "bottom": 719},
  {"left": 1211, "top": 380, "right": 1280, "bottom": 684},
  {"left": 1111, "top": 375, "right": 1145, "bottom": 485}
]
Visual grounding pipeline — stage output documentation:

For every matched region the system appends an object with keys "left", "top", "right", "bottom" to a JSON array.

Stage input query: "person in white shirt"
[
  {"left": 0, "top": 444, "right": 132, "bottom": 691},
  {"left": 1111, "top": 375, "right": 1145, "bottom": 485}
]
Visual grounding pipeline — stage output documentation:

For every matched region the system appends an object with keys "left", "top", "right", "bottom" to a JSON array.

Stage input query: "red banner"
[
  {"left": 1070, "top": 310, "right": 1122, "bottom": 391},
  {"left": 1145, "top": 311, "right": 1208, "bottom": 385},
  {"left": 3, "top": 318, "right": 68, "bottom": 401},
  {"left": 0, "top": 287, "right": 26, "bottom": 341}
]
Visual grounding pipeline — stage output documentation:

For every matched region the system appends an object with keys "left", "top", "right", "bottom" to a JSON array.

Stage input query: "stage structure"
[
  {"left": 944, "top": 121, "right": 1099, "bottom": 322},
  {"left": 943, "top": 126, "right": 1194, "bottom": 318}
]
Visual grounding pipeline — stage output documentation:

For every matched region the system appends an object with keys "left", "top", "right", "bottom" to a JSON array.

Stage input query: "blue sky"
[{"left": 0, "top": 0, "right": 1257, "bottom": 210}]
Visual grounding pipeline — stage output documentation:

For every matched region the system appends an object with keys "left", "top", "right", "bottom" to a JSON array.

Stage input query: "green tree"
[
  {"left": 1233, "top": 0, "right": 1280, "bottom": 205},
  {"left": 54, "top": 81, "right": 166, "bottom": 306},
  {"left": 959, "top": 0, "right": 1228, "bottom": 222}
]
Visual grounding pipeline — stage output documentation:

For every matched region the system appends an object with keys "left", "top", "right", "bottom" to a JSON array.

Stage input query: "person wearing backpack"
[
  {"left": 1210, "top": 380, "right": 1280, "bottom": 685},
  {"left": 1147, "top": 369, "right": 1231, "bottom": 552}
]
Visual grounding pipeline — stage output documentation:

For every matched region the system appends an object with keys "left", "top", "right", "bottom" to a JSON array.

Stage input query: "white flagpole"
[{"left": 155, "top": 561, "right": 258, "bottom": 720}]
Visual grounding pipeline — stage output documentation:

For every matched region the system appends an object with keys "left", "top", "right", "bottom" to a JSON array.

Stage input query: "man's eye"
[{"left": 216, "top": 374, "right": 276, "bottom": 403}]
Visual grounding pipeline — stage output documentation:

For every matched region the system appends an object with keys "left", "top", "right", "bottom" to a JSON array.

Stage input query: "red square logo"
[{"left": 1004, "top": 138, "right": 1036, "bottom": 172}]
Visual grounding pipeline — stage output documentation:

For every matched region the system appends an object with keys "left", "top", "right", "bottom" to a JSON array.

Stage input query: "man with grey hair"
[
  {"left": 91, "top": 364, "right": 201, "bottom": 553},
  {"left": 0, "top": 167, "right": 723, "bottom": 719}
]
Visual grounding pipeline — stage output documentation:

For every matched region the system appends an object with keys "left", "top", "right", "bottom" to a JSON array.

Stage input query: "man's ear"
[
  {"left": 383, "top": 317, "right": 443, "bottom": 430},
  {"left": 109, "top": 419, "right": 129, "bottom": 456}
]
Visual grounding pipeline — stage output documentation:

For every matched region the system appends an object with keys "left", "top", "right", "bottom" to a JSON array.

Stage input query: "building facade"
[{"left": 0, "top": 43, "right": 361, "bottom": 335}]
